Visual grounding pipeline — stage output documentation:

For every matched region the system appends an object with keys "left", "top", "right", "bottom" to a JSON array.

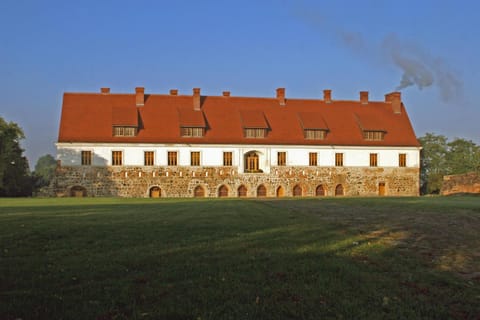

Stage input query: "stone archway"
[
  {"left": 194, "top": 185, "right": 205, "bottom": 197},
  {"left": 70, "top": 186, "right": 87, "bottom": 197},
  {"left": 149, "top": 186, "right": 161, "bottom": 198},
  {"left": 238, "top": 185, "right": 247, "bottom": 197},
  {"left": 335, "top": 184, "right": 344, "bottom": 196},
  {"left": 218, "top": 185, "right": 229, "bottom": 197},
  {"left": 276, "top": 186, "right": 285, "bottom": 197},
  {"left": 257, "top": 184, "right": 267, "bottom": 197},
  {"left": 316, "top": 185, "right": 325, "bottom": 196},
  {"left": 293, "top": 185, "right": 303, "bottom": 197}
]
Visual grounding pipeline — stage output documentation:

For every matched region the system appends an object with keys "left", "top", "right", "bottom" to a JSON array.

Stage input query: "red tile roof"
[{"left": 58, "top": 89, "right": 420, "bottom": 147}]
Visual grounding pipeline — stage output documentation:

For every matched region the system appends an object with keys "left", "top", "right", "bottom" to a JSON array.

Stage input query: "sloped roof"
[{"left": 58, "top": 89, "right": 420, "bottom": 147}]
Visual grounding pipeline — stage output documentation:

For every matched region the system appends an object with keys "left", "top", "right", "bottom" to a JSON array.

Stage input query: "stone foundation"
[
  {"left": 50, "top": 165, "right": 420, "bottom": 197},
  {"left": 441, "top": 172, "right": 480, "bottom": 195}
]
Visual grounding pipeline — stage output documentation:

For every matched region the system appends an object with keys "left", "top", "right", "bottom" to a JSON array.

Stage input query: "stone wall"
[
  {"left": 441, "top": 172, "right": 480, "bottom": 195},
  {"left": 50, "top": 165, "right": 420, "bottom": 197}
]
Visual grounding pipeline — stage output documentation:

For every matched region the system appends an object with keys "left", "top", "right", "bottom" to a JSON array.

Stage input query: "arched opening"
[
  {"left": 244, "top": 151, "right": 261, "bottom": 173},
  {"left": 293, "top": 185, "right": 303, "bottom": 197},
  {"left": 194, "top": 185, "right": 205, "bottom": 197},
  {"left": 335, "top": 184, "right": 344, "bottom": 196},
  {"left": 149, "top": 186, "right": 161, "bottom": 198},
  {"left": 218, "top": 185, "right": 229, "bottom": 197},
  {"left": 238, "top": 185, "right": 247, "bottom": 197},
  {"left": 257, "top": 184, "right": 267, "bottom": 197},
  {"left": 276, "top": 186, "right": 285, "bottom": 197},
  {"left": 316, "top": 185, "right": 325, "bottom": 196},
  {"left": 379, "top": 182, "right": 386, "bottom": 196},
  {"left": 70, "top": 186, "right": 87, "bottom": 197}
]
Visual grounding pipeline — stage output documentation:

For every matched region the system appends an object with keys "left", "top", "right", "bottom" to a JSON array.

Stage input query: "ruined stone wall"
[
  {"left": 441, "top": 172, "right": 480, "bottom": 195},
  {"left": 50, "top": 165, "right": 420, "bottom": 197}
]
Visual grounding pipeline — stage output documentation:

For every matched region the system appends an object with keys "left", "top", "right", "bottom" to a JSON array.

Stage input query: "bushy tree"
[
  {"left": 33, "top": 154, "right": 57, "bottom": 188},
  {"left": 0, "top": 117, "right": 32, "bottom": 196}
]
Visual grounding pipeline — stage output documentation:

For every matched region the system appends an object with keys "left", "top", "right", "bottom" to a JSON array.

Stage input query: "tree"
[
  {"left": 33, "top": 154, "right": 57, "bottom": 188},
  {"left": 445, "top": 138, "right": 480, "bottom": 175},
  {"left": 0, "top": 117, "right": 32, "bottom": 196},
  {"left": 418, "top": 133, "right": 448, "bottom": 194}
]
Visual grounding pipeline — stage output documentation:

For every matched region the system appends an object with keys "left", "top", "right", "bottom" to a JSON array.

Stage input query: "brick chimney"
[
  {"left": 100, "top": 87, "right": 110, "bottom": 95},
  {"left": 360, "top": 91, "right": 369, "bottom": 104},
  {"left": 222, "top": 91, "right": 230, "bottom": 97},
  {"left": 276, "top": 88, "right": 286, "bottom": 106},
  {"left": 169, "top": 89, "right": 178, "bottom": 96},
  {"left": 385, "top": 92, "right": 402, "bottom": 114},
  {"left": 135, "top": 87, "right": 145, "bottom": 106},
  {"left": 193, "top": 88, "right": 201, "bottom": 111},
  {"left": 323, "top": 89, "right": 332, "bottom": 103}
]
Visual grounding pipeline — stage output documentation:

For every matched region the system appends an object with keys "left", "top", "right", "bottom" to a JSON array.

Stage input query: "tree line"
[{"left": 0, "top": 116, "right": 479, "bottom": 196}]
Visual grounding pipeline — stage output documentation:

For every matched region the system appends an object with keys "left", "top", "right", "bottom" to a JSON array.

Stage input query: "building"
[{"left": 53, "top": 87, "right": 421, "bottom": 197}]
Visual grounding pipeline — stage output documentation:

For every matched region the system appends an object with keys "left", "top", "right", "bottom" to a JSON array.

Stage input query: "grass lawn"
[{"left": 0, "top": 196, "right": 479, "bottom": 319}]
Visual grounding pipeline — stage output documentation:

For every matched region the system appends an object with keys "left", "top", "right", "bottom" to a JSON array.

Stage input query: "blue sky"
[{"left": 0, "top": 0, "right": 479, "bottom": 166}]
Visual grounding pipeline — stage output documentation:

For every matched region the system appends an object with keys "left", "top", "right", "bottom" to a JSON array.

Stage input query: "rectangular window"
[
  {"left": 181, "top": 127, "right": 204, "bottom": 137},
  {"left": 144, "top": 151, "right": 154, "bottom": 166},
  {"left": 363, "top": 131, "right": 385, "bottom": 141},
  {"left": 168, "top": 151, "right": 177, "bottom": 166},
  {"left": 113, "top": 126, "right": 137, "bottom": 137},
  {"left": 191, "top": 152, "right": 200, "bottom": 166},
  {"left": 277, "top": 152, "right": 286, "bottom": 166},
  {"left": 399, "top": 153, "right": 407, "bottom": 167},
  {"left": 335, "top": 153, "right": 343, "bottom": 166},
  {"left": 304, "top": 129, "right": 327, "bottom": 140},
  {"left": 81, "top": 151, "right": 92, "bottom": 166},
  {"left": 223, "top": 152, "right": 233, "bottom": 166},
  {"left": 309, "top": 152, "right": 317, "bottom": 166},
  {"left": 244, "top": 128, "right": 267, "bottom": 138},
  {"left": 112, "top": 151, "right": 122, "bottom": 166},
  {"left": 370, "top": 153, "right": 378, "bottom": 167}
]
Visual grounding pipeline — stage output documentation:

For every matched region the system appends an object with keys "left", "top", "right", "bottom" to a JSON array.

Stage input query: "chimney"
[
  {"left": 385, "top": 92, "right": 402, "bottom": 114},
  {"left": 276, "top": 88, "right": 286, "bottom": 106},
  {"left": 170, "top": 89, "right": 178, "bottom": 96},
  {"left": 100, "top": 87, "right": 110, "bottom": 95},
  {"left": 193, "top": 88, "right": 201, "bottom": 111},
  {"left": 222, "top": 91, "right": 230, "bottom": 97},
  {"left": 135, "top": 87, "right": 145, "bottom": 106},
  {"left": 360, "top": 91, "right": 369, "bottom": 104},
  {"left": 323, "top": 89, "right": 332, "bottom": 103}
]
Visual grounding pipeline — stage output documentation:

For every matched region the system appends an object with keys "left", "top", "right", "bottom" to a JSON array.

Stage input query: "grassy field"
[{"left": 0, "top": 196, "right": 479, "bottom": 319}]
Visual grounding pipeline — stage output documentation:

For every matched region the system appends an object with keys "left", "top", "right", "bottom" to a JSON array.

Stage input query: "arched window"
[
  {"left": 276, "top": 186, "right": 285, "bottom": 197},
  {"left": 238, "top": 185, "right": 247, "bottom": 197},
  {"left": 293, "top": 185, "right": 303, "bottom": 197},
  {"left": 315, "top": 185, "right": 325, "bottom": 196},
  {"left": 257, "top": 184, "right": 267, "bottom": 197},
  {"left": 245, "top": 152, "right": 260, "bottom": 173},
  {"left": 335, "top": 184, "right": 344, "bottom": 196},
  {"left": 218, "top": 185, "right": 228, "bottom": 197},
  {"left": 149, "top": 186, "right": 161, "bottom": 198},
  {"left": 194, "top": 185, "right": 205, "bottom": 197},
  {"left": 70, "top": 186, "right": 87, "bottom": 197}
]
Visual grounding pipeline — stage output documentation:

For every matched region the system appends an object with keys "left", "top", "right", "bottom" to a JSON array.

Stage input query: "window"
[
  {"left": 335, "top": 153, "right": 343, "bottom": 166},
  {"left": 244, "top": 128, "right": 267, "bottom": 138},
  {"left": 144, "top": 151, "right": 154, "bottom": 166},
  {"left": 112, "top": 151, "right": 122, "bottom": 166},
  {"left": 181, "top": 127, "right": 204, "bottom": 137},
  {"left": 309, "top": 152, "right": 317, "bottom": 166},
  {"left": 399, "top": 153, "right": 407, "bottom": 167},
  {"left": 223, "top": 152, "right": 233, "bottom": 166},
  {"left": 363, "top": 130, "right": 385, "bottom": 141},
  {"left": 113, "top": 126, "right": 137, "bottom": 137},
  {"left": 245, "top": 152, "right": 259, "bottom": 172},
  {"left": 168, "top": 151, "right": 177, "bottom": 166},
  {"left": 304, "top": 129, "right": 327, "bottom": 140},
  {"left": 370, "top": 153, "right": 378, "bottom": 167},
  {"left": 81, "top": 151, "right": 92, "bottom": 166},
  {"left": 277, "top": 152, "right": 286, "bottom": 166},
  {"left": 191, "top": 152, "right": 200, "bottom": 166}
]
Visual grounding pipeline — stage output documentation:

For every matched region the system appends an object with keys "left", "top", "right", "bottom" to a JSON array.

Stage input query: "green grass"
[{"left": 0, "top": 197, "right": 479, "bottom": 319}]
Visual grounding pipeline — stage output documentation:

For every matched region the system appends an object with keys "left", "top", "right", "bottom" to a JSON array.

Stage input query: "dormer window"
[
  {"left": 178, "top": 108, "right": 207, "bottom": 138},
  {"left": 240, "top": 110, "right": 269, "bottom": 139},
  {"left": 304, "top": 129, "right": 328, "bottom": 140},
  {"left": 244, "top": 128, "right": 267, "bottom": 138},
  {"left": 113, "top": 126, "right": 137, "bottom": 137},
  {"left": 298, "top": 112, "right": 329, "bottom": 140},
  {"left": 181, "top": 127, "right": 205, "bottom": 137},
  {"left": 363, "top": 130, "right": 385, "bottom": 141}
]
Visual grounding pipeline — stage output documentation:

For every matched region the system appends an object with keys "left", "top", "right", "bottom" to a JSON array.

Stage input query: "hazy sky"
[{"left": 0, "top": 0, "right": 478, "bottom": 166}]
